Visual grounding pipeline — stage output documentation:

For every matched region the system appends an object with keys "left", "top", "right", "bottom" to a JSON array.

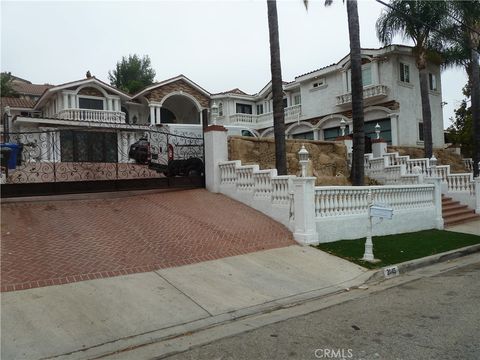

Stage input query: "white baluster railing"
[
  {"left": 447, "top": 173, "right": 475, "bottom": 193},
  {"left": 314, "top": 185, "right": 435, "bottom": 218},
  {"left": 253, "top": 169, "right": 277, "bottom": 198},
  {"left": 236, "top": 165, "right": 259, "bottom": 192},
  {"left": 55, "top": 109, "right": 126, "bottom": 124},
  {"left": 219, "top": 160, "right": 240, "bottom": 184},
  {"left": 272, "top": 176, "right": 294, "bottom": 205}
]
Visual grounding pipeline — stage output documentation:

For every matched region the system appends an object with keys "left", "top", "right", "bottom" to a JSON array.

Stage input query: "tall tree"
[
  {"left": 447, "top": 85, "right": 473, "bottom": 158},
  {"left": 1, "top": 72, "right": 19, "bottom": 97},
  {"left": 108, "top": 54, "right": 156, "bottom": 94},
  {"left": 311, "top": 0, "right": 364, "bottom": 185},
  {"left": 267, "top": 0, "right": 287, "bottom": 175},
  {"left": 440, "top": 1, "right": 480, "bottom": 176},
  {"left": 376, "top": 0, "right": 449, "bottom": 159}
]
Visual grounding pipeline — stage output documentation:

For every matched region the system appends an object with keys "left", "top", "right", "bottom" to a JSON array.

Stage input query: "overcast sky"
[{"left": 1, "top": 0, "right": 468, "bottom": 128}]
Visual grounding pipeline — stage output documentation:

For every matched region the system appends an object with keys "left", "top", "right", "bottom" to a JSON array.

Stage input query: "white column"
[
  {"left": 371, "top": 59, "right": 379, "bottom": 85},
  {"left": 426, "top": 177, "right": 444, "bottom": 229},
  {"left": 114, "top": 99, "right": 120, "bottom": 112},
  {"left": 121, "top": 132, "right": 128, "bottom": 162},
  {"left": 341, "top": 70, "right": 348, "bottom": 93},
  {"left": 155, "top": 106, "right": 161, "bottom": 125},
  {"left": 204, "top": 125, "right": 228, "bottom": 193},
  {"left": 293, "top": 177, "right": 318, "bottom": 245},
  {"left": 63, "top": 93, "right": 68, "bottom": 110},
  {"left": 372, "top": 140, "right": 387, "bottom": 158},
  {"left": 149, "top": 106, "right": 155, "bottom": 126},
  {"left": 389, "top": 114, "right": 399, "bottom": 146},
  {"left": 107, "top": 98, "right": 112, "bottom": 111},
  {"left": 70, "top": 94, "right": 76, "bottom": 108}
]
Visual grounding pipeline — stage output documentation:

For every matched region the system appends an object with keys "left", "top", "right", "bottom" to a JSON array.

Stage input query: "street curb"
[{"left": 366, "top": 243, "right": 480, "bottom": 284}]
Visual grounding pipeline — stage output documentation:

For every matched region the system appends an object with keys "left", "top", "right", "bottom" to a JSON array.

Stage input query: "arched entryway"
[{"left": 161, "top": 94, "right": 201, "bottom": 124}]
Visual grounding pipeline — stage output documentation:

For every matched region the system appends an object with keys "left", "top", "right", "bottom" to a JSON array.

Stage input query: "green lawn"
[{"left": 314, "top": 230, "right": 480, "bottom": 269}]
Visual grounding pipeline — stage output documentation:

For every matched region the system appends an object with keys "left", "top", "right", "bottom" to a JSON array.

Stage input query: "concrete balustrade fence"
[
  {"left": 206, "top": 127, "right": 445, "bottom": 245},
  {"left": 365, "top": 148, "right": 480, "bottom": 214},
  {"left": 313, "top": 184, "right": 440, "bottom": 242}
]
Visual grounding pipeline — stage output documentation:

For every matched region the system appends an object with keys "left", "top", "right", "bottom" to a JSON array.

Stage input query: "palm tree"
[
  {"left": 376, "top": 0, "right": 449, "bottom": 159},
  {"left": 440, "top": 1, "right": 480, "bottom": 177},
  {"left": 267, "top": 0, "right": 287, "bottom": 175},
  {"left": 305, "top": 0, "right": 365, "bottom": 185}
]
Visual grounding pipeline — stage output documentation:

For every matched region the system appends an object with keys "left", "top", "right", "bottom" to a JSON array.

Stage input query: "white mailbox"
[{"left": 370, "top": 203, "right": 393, "bottom": 219}]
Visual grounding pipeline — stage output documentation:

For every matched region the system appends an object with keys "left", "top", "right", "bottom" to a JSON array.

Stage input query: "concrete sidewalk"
[
  {"left": 445, "top": 219, "right": 480, "bottom": 236},
  {"left": 1, "top": 245, "right": 368, "bottom": 360}
]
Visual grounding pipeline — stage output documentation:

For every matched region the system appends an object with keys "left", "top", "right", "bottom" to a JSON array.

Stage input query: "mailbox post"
[{"left": 363, "top": 191, "right": 393, "bottom": 262}]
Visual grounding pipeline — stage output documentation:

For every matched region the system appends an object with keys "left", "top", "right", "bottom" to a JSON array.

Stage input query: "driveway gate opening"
[{"left": 1, "top": 126, "right": 204, "bottom": 197}]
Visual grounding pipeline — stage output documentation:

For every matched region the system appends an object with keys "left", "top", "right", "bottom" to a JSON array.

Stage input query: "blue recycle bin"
[{"left": 0, "top": 143, "right": 20, "bottom": 169}]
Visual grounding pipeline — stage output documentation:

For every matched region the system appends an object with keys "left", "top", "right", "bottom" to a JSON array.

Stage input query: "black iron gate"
[{"left": 1, "top": 126, "right": 204, "bottom": 198}]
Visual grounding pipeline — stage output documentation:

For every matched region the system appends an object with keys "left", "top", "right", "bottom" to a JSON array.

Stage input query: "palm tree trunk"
[
  {"left": 267, "top": 0, "right": 287, "bottom": 175},
  {"left": 346, "top": 0, "right": 364, "bottom": 186},
  {"left": 470, "top": 49, "right": 480, "bottom": 177},
  {"left": 419, "top": 69, "right": 433, "bottom": 159}
]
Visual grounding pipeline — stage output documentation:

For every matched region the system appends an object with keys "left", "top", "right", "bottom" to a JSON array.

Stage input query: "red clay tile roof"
[
  {"left": 1, "top": 97, "right": 36, "bottom": 109},
  {"left": 214, "top": 88, "right": 250, "bottom": 96},
  {"left": 12, "top": 82, "right": 53, "bottom": 96}
]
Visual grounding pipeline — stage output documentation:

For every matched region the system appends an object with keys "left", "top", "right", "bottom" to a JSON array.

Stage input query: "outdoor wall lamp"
[
  {"left": 340, "top": 118, "right": 346, "bottom": 137},
  {"left": 211, "top": 102, "right": 219, "bottom": 125},
  {"left": 298, "top": 144, "right": 309, "bottom": 177},
  {"left": 375, "top": 123, "right": 381, "bottom": 139}
]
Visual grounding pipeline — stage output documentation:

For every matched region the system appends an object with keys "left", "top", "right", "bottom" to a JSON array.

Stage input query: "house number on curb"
[{"left": 383, "top": 265, "right": 400, "bottom": 279}]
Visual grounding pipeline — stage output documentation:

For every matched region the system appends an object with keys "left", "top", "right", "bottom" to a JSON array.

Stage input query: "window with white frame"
[
  {"left": 218, "top": 102, "right": 223, "bottom": 116},
  {"left": 256, "top": 104, "right": 264, "bottom": 115},
  {"left": 429, "top": 73, "right": 437, "bottom": 91},
  {"left": 399, "top": 62, "right": 410, "bottom": 83},
  {"left": 347, "top": 63, "right": 372, "bottom": 91},
  {"left": 312, "top": 78, "right": 325, "bottom": 88},
  {"left": 78, "top": 97, "right": 104, "bottom": 110},
  {"left": 236, "top": 103, "right": 252, "bottom": 114},
  {"left": 362, "top": 65, "right": 372, "bottom": 86},
  {"left": 294, "top": 94, "right": 301, "bottom": 105}
]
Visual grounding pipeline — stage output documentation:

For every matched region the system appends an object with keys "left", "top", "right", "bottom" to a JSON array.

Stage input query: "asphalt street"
[{"left": 165, "top": 261, "right": 480, "bottom": 360}]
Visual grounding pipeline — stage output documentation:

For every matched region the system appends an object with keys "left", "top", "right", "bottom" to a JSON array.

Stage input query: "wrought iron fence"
[{"left": 1, "top": 126, "right": 204, "bottom": 185}]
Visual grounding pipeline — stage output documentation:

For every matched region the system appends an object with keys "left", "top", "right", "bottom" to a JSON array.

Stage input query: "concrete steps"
[{"left": 442, "top": 196, "right": 480, "bottom": 227}]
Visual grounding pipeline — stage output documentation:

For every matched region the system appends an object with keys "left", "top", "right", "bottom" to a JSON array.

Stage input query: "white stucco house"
[
  {"left": 2, "top": 44, "right": 445, "bottom": 162},
  {"left": 212, "top": 44, "right": 445, "bottom": 148}
]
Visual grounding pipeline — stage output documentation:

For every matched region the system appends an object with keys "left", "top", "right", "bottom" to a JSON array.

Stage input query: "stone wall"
[{"left": 228, "top": 136, "right": 350, "bottom": 185}]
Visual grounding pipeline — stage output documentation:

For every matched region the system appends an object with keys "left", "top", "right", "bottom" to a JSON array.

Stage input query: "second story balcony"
[
  {"left": 230, "top": 104, "right": 301, "bottom": 127},
  {"left": 54, "top": 109, "right": 126, "bottom": 124},
  {"left": 336, "top": 84, "right": 388, "bottom": 106}
]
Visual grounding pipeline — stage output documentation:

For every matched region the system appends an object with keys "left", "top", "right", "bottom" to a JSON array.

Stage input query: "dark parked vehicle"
[
  {"left": 128, "top": 138, "right": 151, "bottom": 165},
  {"left": 128, "top": 138, "right": 204, "bottom": 177}
]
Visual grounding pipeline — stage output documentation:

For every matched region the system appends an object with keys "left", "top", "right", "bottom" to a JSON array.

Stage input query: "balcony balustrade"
[
  {"left": 55, "top": 109, "right": 126, "bottom": 124},
  {"left": 230, "top": 104, "right": 301, "bottom": 126},
  {"left": 336, "top": 84, "right": 388, "bottom": 106}
]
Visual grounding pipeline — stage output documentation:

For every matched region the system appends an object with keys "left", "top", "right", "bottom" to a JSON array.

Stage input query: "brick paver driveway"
[{"left": 1, "top": 189, "right": 294, "bottom": 292}]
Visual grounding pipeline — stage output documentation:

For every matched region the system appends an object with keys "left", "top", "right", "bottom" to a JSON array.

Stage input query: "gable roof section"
[
  {"left": 1, "top": 97, "right": 36, "bottom": 116},
  {"left": 12, "top": 82, "right": 54, "bottom": 96},
  {"left": 213, "top": 88, "right": 250, "bottom": 96},
  {"left": 295, "top": 44, "right": 413, "bottom": 81},
  {"left": 34, "top": 77, "right": 131, "bottom": 110},
  {"left": 132, "top": 74, "right": 211, "bottom": 100}
]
